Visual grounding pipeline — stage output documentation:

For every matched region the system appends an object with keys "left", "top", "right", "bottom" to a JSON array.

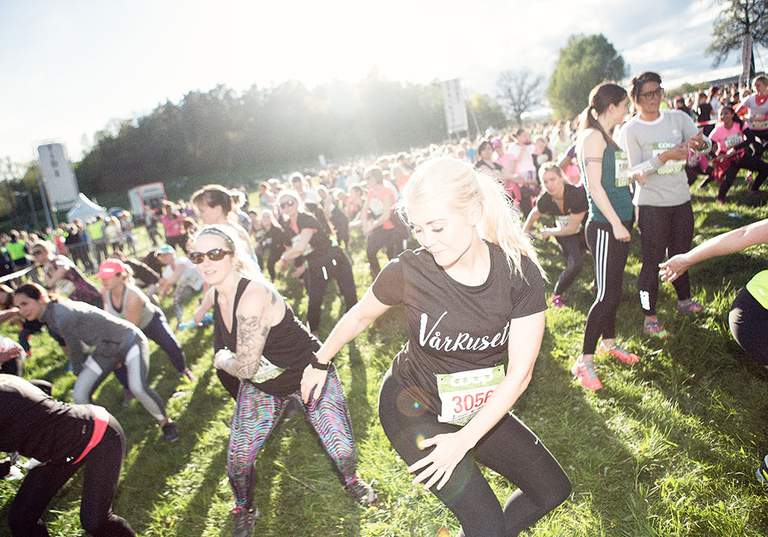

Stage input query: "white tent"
[{"left": 66, "top": 193, "right": 107, "bottom": 223}]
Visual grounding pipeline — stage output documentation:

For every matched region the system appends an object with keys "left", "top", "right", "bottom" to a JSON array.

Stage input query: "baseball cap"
[
  {"left": 96, "top": 259, "right": 127, "bottom": 280},
  {"left": 156, "top": 244, "right": 175, "bottom": 255}
]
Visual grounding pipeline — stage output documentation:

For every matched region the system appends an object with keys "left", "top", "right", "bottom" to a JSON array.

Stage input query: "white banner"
[
  {"left": 37, "top": 143, "right": 80, "bottom": 211},
  {"left": 441, "top": 79, "right": 469, "bottom": 135},
  {"left": 741, "top": 33, "right": 753, "bottom": 87}
]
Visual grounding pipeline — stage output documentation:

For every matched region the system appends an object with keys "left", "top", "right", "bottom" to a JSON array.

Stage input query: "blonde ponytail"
[
  {"left": 402, "top": 157, "right": 544, "bottom": 279},
  {"left": 473, "top": 170, "right": 544, "bottom": 279}
]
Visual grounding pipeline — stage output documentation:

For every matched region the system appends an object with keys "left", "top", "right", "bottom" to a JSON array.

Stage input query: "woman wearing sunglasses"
[
  {"left": 277, "top": 191, "right": 358, "bottom": 335},
  {"left": 12, "top": 283, "right": 178, "bottom": 442},
  {"left": 96, "top": 259, "right": 194, "bottom": 381},
  {"left": 302, "top": 157, "right": 570, "bottom": 537},
  {"left": 190, "top": 225, "right": 375, "bottom": 537},
  {"left": 30, "top": 240, "right": 103, "bottom": 308},
  {"left": 619, "top": 71, "right": 704, "bottom": 338}
]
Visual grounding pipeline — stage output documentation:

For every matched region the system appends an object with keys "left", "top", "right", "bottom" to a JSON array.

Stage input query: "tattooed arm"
[{"left": 213, "top": 281, "right": 284, "bottom": 379}]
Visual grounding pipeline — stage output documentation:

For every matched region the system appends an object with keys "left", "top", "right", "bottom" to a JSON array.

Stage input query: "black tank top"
[{"left": 213, "top": 278, "right": 320, "bottom": 396}]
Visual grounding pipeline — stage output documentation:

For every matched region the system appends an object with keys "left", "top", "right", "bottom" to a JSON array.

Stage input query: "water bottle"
[{"left": 177, "top": 321, "right": 196, "bottom": 331}]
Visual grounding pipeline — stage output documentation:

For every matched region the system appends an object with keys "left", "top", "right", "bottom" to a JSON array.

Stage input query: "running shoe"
[
  {"left": 162, "top": 422, "right": 179, "bottom": 442},
  {"left": 571, "top": 360, "right": 603, "bottom": 391},
  {"left": 231, "top": 505, "right": 259, "bottom": 537},
  {"left": 643, "top": 318, "right": 668, "bottom": 339},
  {"left": 551, "top": 294, "right": 565, "bottom": 308},
  {"left": 345, "top": 477, "right": 378, "bottom": 506},
  {"left": 601, "top": 344, "right": 640, "bottom": 366},
  {"left": 677, "top": 299, "right": 703, "bottom": 315},
  {"left": 758, "top": 454, "right": 768, "bottom": 486}
]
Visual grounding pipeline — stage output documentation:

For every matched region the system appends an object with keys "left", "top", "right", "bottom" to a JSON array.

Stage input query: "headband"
[{"left": 197, "top": 226, "right": 236, "bottom": 250}]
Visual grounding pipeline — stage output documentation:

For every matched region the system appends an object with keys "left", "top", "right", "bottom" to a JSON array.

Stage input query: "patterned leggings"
[{"left": 227, "top": 365, "right": 358, "bottom": 508}]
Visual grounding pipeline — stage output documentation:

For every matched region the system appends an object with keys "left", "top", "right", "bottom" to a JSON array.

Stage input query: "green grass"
[{"left": 1, "top": 182, "right": 767, "bottom": 536}]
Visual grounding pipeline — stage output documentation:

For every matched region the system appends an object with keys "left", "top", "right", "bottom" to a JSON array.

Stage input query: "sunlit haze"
[{"left": 0, "top": 0, "right": 762, "bottom": 165}]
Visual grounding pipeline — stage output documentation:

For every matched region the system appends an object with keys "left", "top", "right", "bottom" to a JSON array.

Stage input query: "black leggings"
[
  {"left": 304, "top": 247, "right": 358, "bottom": 332},
  {"left": 553, "top": 234, "right": 587, "bottom": 297},
  {"left": 718, "top": 154, "right": 768, "bottom": 200},
  {"left": 637, "top": 202, "right": 693, "bottom": 316},
  {"left": 7, "top": 416, "right": 135, "bottom": 537},
  {"left": 366, "top": 226, "right": 399, "bottom": 277},
  {"left": 378, "top": 373, "right": 570, "bottom": 537},
  {"left": 729, "top": 288, "right": 768, "bottom": 366},
  {"left": 582, "top": 220, "right": 633, "bottom": 354}
]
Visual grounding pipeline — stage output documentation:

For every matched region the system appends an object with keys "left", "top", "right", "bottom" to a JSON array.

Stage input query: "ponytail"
[
  {"left": 579, "top": 104, "right": 619, "bottom": 150},
  {"left": 474, "top": 171, "right": 544, "bottom": 279}
]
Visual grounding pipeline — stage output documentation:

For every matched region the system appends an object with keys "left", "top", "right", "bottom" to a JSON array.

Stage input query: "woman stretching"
[
  {"left": 301, "top": 157, "right": 570, "bottom": 537},
  {"left": 96, "top": 259, "right": 194, "bottom": 381},
  {"left": 12, "top": 283, "right": 178, "bottom": 442},
  {"left": 190, "top": 225, "right": 374, "bottom": 537},
  {"left": 1, "top": 374, "right": 135, "bottom": 536},
  {"left": 522, "top": 163, "right": 588, "bottom": 308}
]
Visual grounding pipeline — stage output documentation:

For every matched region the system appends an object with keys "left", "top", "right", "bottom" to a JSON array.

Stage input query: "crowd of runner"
[{"left": 1, "top": 72, "right": 767, "bottom": 537}]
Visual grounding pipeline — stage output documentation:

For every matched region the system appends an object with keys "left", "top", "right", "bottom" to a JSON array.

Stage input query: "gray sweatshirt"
[
  {"left": 617, "top": 110, "right": 698, "bottom": 207},
  {"left": 41, "top": 300, "right": 143, "bottom": 375}
]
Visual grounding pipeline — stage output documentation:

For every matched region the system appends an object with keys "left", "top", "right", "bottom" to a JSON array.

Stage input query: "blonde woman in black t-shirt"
[{"left": 302, "top": 158, "right": 570, "bottom": 537}]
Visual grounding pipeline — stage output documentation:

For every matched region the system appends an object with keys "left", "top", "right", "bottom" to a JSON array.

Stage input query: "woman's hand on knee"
[{"left": 408, "top": 431, "right": 473, "bottom": 491}]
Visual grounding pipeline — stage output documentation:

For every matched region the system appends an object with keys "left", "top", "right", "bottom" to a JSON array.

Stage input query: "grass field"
[{"left": 1, "top": 183, "right": 767, "bottom": 537}]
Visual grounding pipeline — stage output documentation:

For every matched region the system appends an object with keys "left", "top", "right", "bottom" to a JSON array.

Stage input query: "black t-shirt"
[
  {"left": 213, "top": 278, "right": 319, "bottom": 396},
  {"left": 372, "top": 242, "right": 546, "bottom": 415},
  {"left": 0, "top": 374, "right": 97, "bottom": 464},
  {"left": 533, "top": 148, "right": 554, "bottom": 171},
  {"left": 536, "top": 183, "right": 588, "bottom": 218},
  {"left": 287, "top": 212, "right": 332, "bottom": 260},
  {"left": 474, "top": 160, "right": 503, "bottom": 174}
]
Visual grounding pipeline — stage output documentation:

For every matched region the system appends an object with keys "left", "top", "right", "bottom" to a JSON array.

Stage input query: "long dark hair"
[{"left": 577, "top": 82, "right": 627, "bottom": 149}]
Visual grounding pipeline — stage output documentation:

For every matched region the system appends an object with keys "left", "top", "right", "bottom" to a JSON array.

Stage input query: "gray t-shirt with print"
[{"left": 618, "top": 110, "right": 698, "bottom": 207}]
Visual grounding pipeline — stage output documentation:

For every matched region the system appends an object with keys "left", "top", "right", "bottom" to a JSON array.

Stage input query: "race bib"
[
  {"left": 555, "top": 215, "right": 571, "bottom": 229},
  {"left": 751, "top": 116, "right": 768, "bottom": 130},
  {"left": 251, "top": 356, "right": 285, "bottom": 384},
  {"left": 652, "top": 143, "right": 684, "bottom": 175},
  {"left": 436, "top": 363, "right": 505, "bottom": 426},
  {"left": 614, "top": 151, "right": 630, "bottom": 187},
  {"left": 725, "top": 134, "right": 743, "bottom": 149}
]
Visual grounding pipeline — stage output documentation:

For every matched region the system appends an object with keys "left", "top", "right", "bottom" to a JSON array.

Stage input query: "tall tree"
[
  {"left": 547, "top": 34, "right": 626, "bottom": 119},
  {"left": 707, "top": 0, "right": 768, "bottom": 86},
  {"left": 496, "top": 70, "right": 543, "bottom": 125}
]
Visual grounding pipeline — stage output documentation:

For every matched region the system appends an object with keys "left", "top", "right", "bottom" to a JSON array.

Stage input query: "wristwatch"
[{"left": 309, "top": 354, "right": 330, "bottom": 371}]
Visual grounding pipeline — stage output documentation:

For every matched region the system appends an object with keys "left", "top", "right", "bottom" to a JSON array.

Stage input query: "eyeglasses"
[
  {"left": 639, "top": 87, "right": 664, "bottom": 100},
  {"left": 188, "top": 248, "right": 233, "bottom": 264},
  {"left": 279, "top": 200, "right": 295, "bottom": 209}
]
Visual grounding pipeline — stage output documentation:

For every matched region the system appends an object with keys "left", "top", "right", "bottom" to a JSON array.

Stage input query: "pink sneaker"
[
  {"left": 677, "top": 299, "right": 703, "bottom": 315},
  {"left": 551, "top": 294, "right": 565, "bottom": 308},
  {"left": 606, "top": 345, "right": 640, "bottom": 365},
  {"left": 643, "top": 318, "right": 669, "bottom": 339},
  {"left": 571, "top": 360, "right": 603, "bottom": 391}
]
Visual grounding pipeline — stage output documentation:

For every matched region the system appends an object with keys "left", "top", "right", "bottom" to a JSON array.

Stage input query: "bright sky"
[{"left": 0, "top": 0, "right": 762, "bottom": 167}]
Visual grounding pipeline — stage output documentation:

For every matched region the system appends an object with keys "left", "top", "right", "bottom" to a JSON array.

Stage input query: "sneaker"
[
  {"left": 162, "top": 422, "right": 179, "bottom": 442},
  {"left": 231, "top": 505, "right": 259, "bottom": 537},
  {"left": 601, "top": 344, "right": 640, "bottom": 366},
  {"left": 677, "top": 299, "right": 703, "bottom": 315},
  {"left": 571, "top": 360, "right": 603, "bottom": 391},
  {"left": 758, "top": 454, "right": 768, "bottom": 486},
  {"left": 345, "top": 477, "right": 377, "bottom": 506},
  {"left": 551, "top": 294, "right": 565, "bottom": 308},
  {"left": 643, "top": 318, "right": 668, "bottom": 339}
]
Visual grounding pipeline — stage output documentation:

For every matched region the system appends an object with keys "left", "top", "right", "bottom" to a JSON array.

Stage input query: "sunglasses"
[
  {"left": 639, "top": 87, "right": 664, "bottom": 100},
  {"left": 188, "top": 248, "right": 233, "bottom": 264},
  {"left": 279, "top": 200, "right": 296, "bottom": 209}
]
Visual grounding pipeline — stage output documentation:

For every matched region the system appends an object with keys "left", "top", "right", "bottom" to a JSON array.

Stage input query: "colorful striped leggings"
[{"left": 227, "top": 365, "right": 358, "bottom": 508}]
